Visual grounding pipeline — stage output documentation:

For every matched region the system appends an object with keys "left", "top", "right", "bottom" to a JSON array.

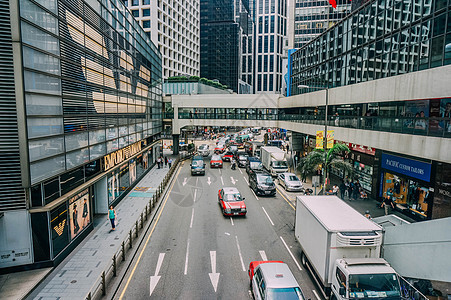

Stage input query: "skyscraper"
[
  {"left": 124, "top": 0, "right": 200, "bottom": 78},
  {"left": 254, "top": 0, "right": 288, "bottom": 93},
  {"left": 200, "top": 0, "right": 253, "bottom": 93}
]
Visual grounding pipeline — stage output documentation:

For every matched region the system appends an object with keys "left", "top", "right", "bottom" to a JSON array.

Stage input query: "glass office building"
[
  {"left": 0, "top": 0, "right": 162, "bottom": 269},
  {"left": 291, "top": 0, "right": 450, "bottom": 94}
]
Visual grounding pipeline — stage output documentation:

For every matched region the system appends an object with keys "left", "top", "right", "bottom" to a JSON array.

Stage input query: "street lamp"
[{"left": 298, "top": 84, "right": 329, "bottom": 193}]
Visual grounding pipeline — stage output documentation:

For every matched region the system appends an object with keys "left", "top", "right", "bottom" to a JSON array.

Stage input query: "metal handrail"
[
  {"left": 398, "top": 275, "right": 428, "bottom": 300},
  {"left": 85, "top": 155, "right": 184, "bottom": 300}
]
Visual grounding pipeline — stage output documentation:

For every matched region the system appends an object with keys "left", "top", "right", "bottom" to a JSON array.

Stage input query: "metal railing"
[
  {"left": 85, "top": 153, "right": 192, "bottom": 300},
  {"left": 399, "top": 276, "right": 428, "bottom": 300}
]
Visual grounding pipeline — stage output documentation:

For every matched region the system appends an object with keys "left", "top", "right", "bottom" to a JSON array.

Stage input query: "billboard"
[{"left": 68, "top": 189, "right": 90, "bottom": 240}]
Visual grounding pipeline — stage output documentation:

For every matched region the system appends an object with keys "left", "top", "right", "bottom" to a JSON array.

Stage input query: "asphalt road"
[{"left": 115, "top": 149, "right": 322, "bottom": 300}]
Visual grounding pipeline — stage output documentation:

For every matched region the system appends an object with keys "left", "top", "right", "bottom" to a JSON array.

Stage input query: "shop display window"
[
  {"left": 119, "top": 164, "right": 130, "bottom": 195},
  {"left": 108, "top": 171, "right": 120, "bottom": 204},
  {"left": 383, "top": 172, "right": 431, "bottom": 218},
  {"left": 68, "top": 189, "right": 90, "bottom": 240},
  {"left": 50, "top": 203, "right": 69, "bottom": 258}
]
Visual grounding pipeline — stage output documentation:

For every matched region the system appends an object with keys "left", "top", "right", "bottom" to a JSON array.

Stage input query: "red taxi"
[
  {"left": 210, "top": 154, "right": 223, "bottom": 168},
  {"left": 218, "top": 187, "right": 246, "bottom": 216},
  {"left": 222, "top": 151, "right": 234, "bottom": 162}
]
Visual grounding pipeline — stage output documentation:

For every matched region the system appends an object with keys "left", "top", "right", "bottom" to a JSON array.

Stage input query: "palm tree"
[{"left": 297, "top": 143, "right": 353, "bottom": 193}]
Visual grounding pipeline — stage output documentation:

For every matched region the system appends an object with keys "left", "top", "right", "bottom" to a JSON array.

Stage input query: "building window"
[
  {"left": 132, "top": 10, "right": 139, "bottom": 17},
  {"left": 143, "top": 0, "right": 150, "bottom": 4},
  {"left": 270, "top": 35, "right": 274, "bottom": 52},
  {"left": 264, "top": 55, "right": 268, "bottom": 72},
  {"left": 131, "top": 0, "right": 139, "bottom": 6},
  {"left": 258, "top": 55, "right": 262, "bottom": 72},
  {"left": 143, "top": 9, "right": 150, "bottom": 17},
  {"left": 264, "top": 36, "right": 268, "bottom": 53},
  {"left": 143, "top": 20, "right": 150, "bottom": 28},
  {"left": 258, "top": 36, "right": 262, "bottom": 53}
]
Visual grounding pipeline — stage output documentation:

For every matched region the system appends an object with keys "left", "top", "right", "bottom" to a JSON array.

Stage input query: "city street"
[{"left": 114, "top": 148, "right": 320, "bottom": 300}]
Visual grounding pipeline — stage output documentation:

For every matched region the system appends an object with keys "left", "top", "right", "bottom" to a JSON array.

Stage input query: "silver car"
[
  {"left": 278, "top": 172, "right": 304, "bottom": 192},
  {"left": 198, "top": 144, "right": 210, "bottom": 157}
]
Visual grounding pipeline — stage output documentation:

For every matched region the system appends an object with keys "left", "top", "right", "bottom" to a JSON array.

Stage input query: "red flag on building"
[{"left": 329, "top": 0, "right": 337, "bottom": 8}]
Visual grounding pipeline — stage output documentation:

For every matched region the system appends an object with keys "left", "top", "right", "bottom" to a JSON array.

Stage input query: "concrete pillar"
[
  {"left": 94, "top": 176, "right": 108, "bottom": 214},
  {"left": 172, "top": 134, "right": 180, "bottom": 155}
]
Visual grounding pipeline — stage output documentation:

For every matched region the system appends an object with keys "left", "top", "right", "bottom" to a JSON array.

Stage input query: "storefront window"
[
  {"left": 50, "top": 203, "right": 69, "bottom": 258},
  {"left": 129, "top": 159, "right": 137, "bottom": 184},
  {"left": 119, "top": 164, "right": 130, "bottom": 195},
  {"left": 108, "top": 171, "right": 120, "bottom": 204},
  {"left": 353, "top": 161, "right": 373, "bottom": 192},
  {"left": 68, "top": 189, "right": 90, "bottom": 240}
]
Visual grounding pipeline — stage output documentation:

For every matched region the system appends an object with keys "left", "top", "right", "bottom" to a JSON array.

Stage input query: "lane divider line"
[
  {"left": 230, "top": 217, "right": 234, "bottom": 226},
  {"left": 280, "top": 236, "right": 302, "bottom": 271},
  {"left": 118, "top": 166, "right": 181, "bottom": 300},
  {"left": 239, "top": 168, "right": 243, "bottom": 174},
  {"left": 243, "top": 177, "right": 249, "bottom": 185},
  {"left": 235, "top": 236, "right": 246, "bottom": 272},
  {"left": 275, "top": 186, "right": 295, "bottom": 210},
  {"left": 220, "top": 176, "right": 224, "bottom": 185},
  {"left": 312, "top": 289, "right": 321, "bottom": 300},
  {"left": 259, "top": 250, "right": 268, "bottom": 261},
  {"left": 184, "top": 238, "right": 190, "bottom": 275},
  {"left": 262, "top": 207, "right": 274, "bottom": 226},
  {"left": 251, "top": 190, "right": 259, "bottom": 201},
  {"left": 190, "top": 208, "right": 194, "bottom": 228}
]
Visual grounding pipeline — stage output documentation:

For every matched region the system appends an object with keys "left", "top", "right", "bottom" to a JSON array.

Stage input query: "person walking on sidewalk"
[
  {"left": 381, "top": 196, "right": 395, "bottom": 215},
  {"left": 168, "top": 157, "right": 172, "bottom": 168},
  {"left": 340, "top": 181, "right": 346, "bottom": 199},
  {"left": 108, "top": 205, "right": 116, "bottom": 230},
  {"left": 157, "top": 157, "right": 161, "bottom": 169},
  {"left": 164, "top": 156, "right": 168, "bottom": 167}
]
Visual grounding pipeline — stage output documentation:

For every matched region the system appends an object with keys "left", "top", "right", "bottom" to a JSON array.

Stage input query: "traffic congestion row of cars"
[{"left": 191, "top": 130, "right": 305, "bottom": 299}]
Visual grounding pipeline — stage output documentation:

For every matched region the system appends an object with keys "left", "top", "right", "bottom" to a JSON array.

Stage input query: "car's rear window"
[{"left": 211, "top": 155, "right": 221, "bottom": 160}]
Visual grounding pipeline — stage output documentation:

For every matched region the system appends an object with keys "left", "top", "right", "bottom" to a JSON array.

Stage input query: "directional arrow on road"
[
  {"left": 149, "top": 253, "right": 165, "bottom": 296},
  {"left": 207, "top": 177, "right": 212, "bottom": 185},
  {"left": 209, "top": 250, "right": 220, "bottom": 292},
  {"left": 230, "top": 177, "right": 236, "bottom": 185},
  {"left": 182, "top": 178, "right": 187, "bottom": 186}
]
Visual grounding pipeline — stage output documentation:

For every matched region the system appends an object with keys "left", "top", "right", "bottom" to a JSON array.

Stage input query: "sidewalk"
[
  {"left": 286, "top": 161, "right": 415, "bottom": 222},
  {"left": 0, "top": 151, "right": 176, "bottom": 300}
]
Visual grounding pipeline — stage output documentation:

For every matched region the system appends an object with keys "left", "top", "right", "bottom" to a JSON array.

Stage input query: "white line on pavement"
[
  {"left": 184, "top": 239, "right": 190, "bottom": 275},
  {"left": 262, "top": 207, "right": 274, "bottom": 226},
  {"left": 244, "top": 177, "right": 249, "bottom": 185},
  {"left": 190, "top": 208, "right": 194, "bottom": 228},
  {"left": 230, "top": 217, "right": 234, "bottom": 226},
  {"left": 312, "top": 290, "right": 321, "bottom": 300},
  {"left": 220, "top": 176, "right": 224, "bottom": 185},
  {"left": 193, "top": 188, "right": 197, "bottom": 203},
  {"left": 149, "top": 253, "right": 165, "bottom": 296},
  {"left": 219, "top": 168, "right": 222, "bottom": 175},
  {"left": 259, "top": 250, "right": 268, "bottom": 261},
  {"left": 235, "top": 236, "right": 246, "bottom": 271},
  {"left": 239, "top": 168, "right": 243, "bottom": 174},
  {"left": 251, "top": 190, "right": 259, "bottom": 201},
  {"left": 280, "top": 236, "right": 302, "bottom": 271}
]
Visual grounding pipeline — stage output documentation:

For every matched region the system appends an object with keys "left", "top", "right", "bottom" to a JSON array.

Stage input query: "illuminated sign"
[
  {"left": 103, "top": 142, "right": 142, "bottom": 171},
  {"left": 54, "top": 220, "right": 67, "bottom": 236}
]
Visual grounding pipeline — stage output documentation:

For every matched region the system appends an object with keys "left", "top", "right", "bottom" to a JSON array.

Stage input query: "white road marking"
[
  {"left": 196, "top": 177, "right": 198, "bottom": 185},
  {"left": 184, "top": 239, "right": 190, "bottom": 275},
  {"left": 209, "top": 251, "right": 220, "bottom": 292},
  {"left": 230, "top": 217, "right": 234, "bottom": 226},
  {"left": 207, "top": 177, "right": 212, "bottom": 185},
  {"left": 239, "top": 168, "right": 243, "bottom": 174},
  {"left": 235, "top": 236, "right": 246, "bottom": 271},
  {"left": 244, "top": 177, "right": 249, "bottom": 185},
  {"left": 193, "top": 188, "right": 197, "bottom": 203},
  {"left": 182, "top": 178, "right": 187, "bottom": 186},
  {"left": 251, "top": 190, "right": 259, "bottom": 201},
  {"left": 190, "top": 208, "right": 194, "bottom": 228},
  {"left": 225, "top": 232, "right": 230, "bottom": 236},
  {"left": 220, "top": 176, "right": 224, "bottom": 185},
  {"left": 262, "top": 207, "right": 274, "bottom": 226},
  {"left": 149, "top": 253, "right": 165, "bottom": 296},
  {"left": 312, "top": 290, "right": 321, "bottom": 300},
  {"left": 259, "top": 250, "right": 268, "bottom": 261},
  {"left": 280, "top": 236, "right": 302, "bottom": 271},
  {"left": 219, "top": 168, "right": 222, "bottom": 175},
  {"left": 230, "top": 177, "right": 236, "bottom": 185}
]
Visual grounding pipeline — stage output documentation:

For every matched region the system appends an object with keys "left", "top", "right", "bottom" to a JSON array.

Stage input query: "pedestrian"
[
  {"left": 381, "top": 196, "right": 395, "bottom": 215},
  {"left": 340, "top": 181, "right": 346, "bottom": 199},
  {"left": 157, "top": 157, "right": 161, "bottom": 169},
  {"left": 286, "top": 144, "right": 289, "bottom": 152},
  {"left": 348, "top": 181, "right": 353, "bottom": 201},
  {"left": 364, "top": 210, "right": 372, "bottom": 220},
  {"left": 168, "top": 157, "right": 172, "bottom": 168},
  {"left": 332, "top": 184, "right": 339, "bottom": 196},
  {"left": 108, "top": 205, "right": 116, "bottom": 230},
  {"left": 352, "top": 184, "right": 360, "bottom": 201},
  {"left": 164, "top": 156, "right": 168, "bottom": 167}
]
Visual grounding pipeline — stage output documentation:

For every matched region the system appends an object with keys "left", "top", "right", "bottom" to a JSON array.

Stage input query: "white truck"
[
  {"left": 260, "top": 146, "right": 288, "bottom": 176},
  {"left": 295, "top": 196, "right": 405, "bottom": 300}
]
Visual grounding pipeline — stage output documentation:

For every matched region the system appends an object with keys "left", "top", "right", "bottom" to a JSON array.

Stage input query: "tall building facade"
[
  {"left": 254, "top": 0, "right": 288, "bottom": 93},
  {"left": 124, "top": 0, "right": 200, "bottom": 78},
  {"left": 293, "top": 0, "right": 351, "bottom": 49},
  {"left": 0, "top": 0, "right": 162, "bottom": 270},
  {"left": 200, "top": 0, "right": 253, "bottom": 93}
]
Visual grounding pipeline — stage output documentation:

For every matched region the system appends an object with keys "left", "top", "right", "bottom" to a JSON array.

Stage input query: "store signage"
[
  {"left": 316, "top": 131, "right": 323, "bottom": 149},
  {"left": 342, "top": 142, "right": 376, "bottom": 156},
  {"left": 316, "top": 131, "right": 334, "bottom": 149},
  {"left": 103, "top": 142, "right": 142, "bottom": 171},
  {"left": 54, "top": 220, "right": 66, "bottom": 236},
  {"left": 327, "top": 130, "right": 334, "bottom": 149},
  {"left": 381, "top": 153, "right": 431, "bottom": 182}
]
